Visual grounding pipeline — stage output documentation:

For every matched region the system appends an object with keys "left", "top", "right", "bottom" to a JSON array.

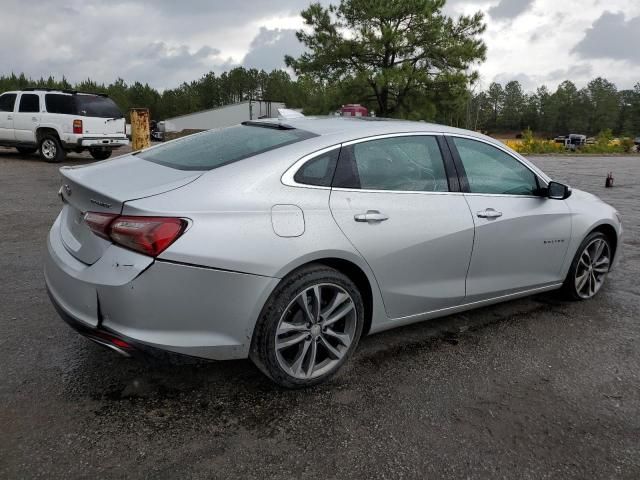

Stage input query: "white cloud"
[{"left": 1, "top": 0, "right": 640, "bottom": 91}]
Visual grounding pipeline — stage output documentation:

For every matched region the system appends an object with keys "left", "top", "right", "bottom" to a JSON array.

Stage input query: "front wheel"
[
  {"left": 89, "top": 149, "right": 112, "bottom": 160},
  {"left": 250, "top": 265, "right": 364, "bottom": 388},
  {"left": 562, "top": 232, "right": 612, "bottom": 300}
]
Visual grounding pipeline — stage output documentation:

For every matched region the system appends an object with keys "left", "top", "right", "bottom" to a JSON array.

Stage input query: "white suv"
[{"left": 0, "top": 88, "right": 129, "bottom": 162}]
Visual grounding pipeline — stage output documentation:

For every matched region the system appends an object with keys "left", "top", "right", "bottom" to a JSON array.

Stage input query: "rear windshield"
[
  {"left": 74, "top": 95, "right": 123, "bottom": 118},
  {"left": 138, "top": 124, "right": 317, "bottom": 171}
]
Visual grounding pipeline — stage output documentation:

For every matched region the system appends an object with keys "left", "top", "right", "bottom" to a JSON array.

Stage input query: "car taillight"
[
  {"left": 83, "top": 213, "right": 186, "bottom": 257},
  {"left": 73, "top": 119, "right": 83, "bottom": 134},
  {"left": 83, "top": 212, "right": 118, "bottom": 240}
]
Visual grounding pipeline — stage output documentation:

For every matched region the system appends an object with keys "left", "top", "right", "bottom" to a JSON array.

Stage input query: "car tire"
[
  {"left": 250, "top": 264, "right": 364, "bottom": 388},
  {"left": 562, "top": 231, "right": 612, "bottom": 301},
  {"left": 16, "top": 147, "right": 37, "bottom": 155},
  {"left": 89, "top": 149, "right": 112, "bottom": 161},
  {"left": 39, "top": 134, "right": 66, "bottom": 163}
]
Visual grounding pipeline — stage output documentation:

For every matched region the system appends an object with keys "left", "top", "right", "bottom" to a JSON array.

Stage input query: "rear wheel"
[
  {"left": 562, "top": 232, "right": 612, "bottom": 300},
  {"left": 39, "top": 134, "right": 66, "bottom": 163},
  {"left": 250, "top": 265, "right": 364, "bottom": 388},
  {"left": 89, "top": 149, "right": 112, "bottom": 160},
  {"left": 16, "top": 147, "right": 37, "bottom": 155}
]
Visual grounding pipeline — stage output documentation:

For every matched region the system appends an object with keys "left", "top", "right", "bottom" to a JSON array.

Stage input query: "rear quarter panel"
[{"left": 122, "top": 142, "right": 389, "bottom": 331}]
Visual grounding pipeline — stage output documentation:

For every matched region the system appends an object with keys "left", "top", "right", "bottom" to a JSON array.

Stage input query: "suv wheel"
[
  {"left": 562, "top": 232, "right": 612, "bottom": 300},
  {"left": 39, "top": 134, "right": 66, "bottom": 163},
  {"left": 16, "top": 147, "right": 37, "bottom": 155},
  {"left": 250, "top": 264, "right": 364, "bottom": 388},
  {"left": 89, "top": 149, "right": 113, "bottom": 161}
]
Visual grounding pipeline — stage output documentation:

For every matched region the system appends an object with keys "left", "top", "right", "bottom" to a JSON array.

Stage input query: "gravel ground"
[{"left": 1, "top": 148, "right": 639, "bottom": 479}]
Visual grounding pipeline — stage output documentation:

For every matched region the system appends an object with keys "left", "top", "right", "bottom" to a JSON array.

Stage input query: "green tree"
[
  {"left": 500, "top": 80, "right": 524, "bottom": 130},
  {"left": 586, "top": 77, "right": 618, "bottom": 134},
  {"left": 285, "top": 0, "right": 486, "bottom": 117},
  {"left": 486, "top": 82, "right": 503, "bottom": 131}
]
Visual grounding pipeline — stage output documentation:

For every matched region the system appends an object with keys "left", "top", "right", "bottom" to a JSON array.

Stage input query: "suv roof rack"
[{"left": 23, "top": 87, "right": 109, "bottom": 97}]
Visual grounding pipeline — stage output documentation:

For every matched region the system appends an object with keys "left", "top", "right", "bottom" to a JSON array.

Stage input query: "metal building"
[{"left": 162, "top": 100, "right": 285, "bottom": 133}]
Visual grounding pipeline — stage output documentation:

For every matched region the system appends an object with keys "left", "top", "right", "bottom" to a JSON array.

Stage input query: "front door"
[
  {"left": 448, "top": 136, "right": 571, "bottom": 300},
  {"left": 0, "top": 93, "right": 17, "bottom": 141},
  {"left": 13, "top": 93, "right": 41, "bottom": 143},
  {"left": 329, "top": 134, "right": 475, "bottom": 319}
]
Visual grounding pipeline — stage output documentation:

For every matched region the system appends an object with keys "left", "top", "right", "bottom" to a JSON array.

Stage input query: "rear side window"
[
  {"left": 45, "top": 94, "right": 74, "bottom": 114},
  {"left": 294, "top": 149, "right": 340, "bottom": 187},
  {"left": 74, "top": 95, "right": 123, "bottom": 118},
  {"left": 334, "top": 136, "right": 449, "bottom": 192},
  {"left": 19, "top": 94, "right": 40, "bottom": 113},
  {"left": 138, "top": 124, "right": 318, "bottom": 171},
  {"left": 0, "top": 93, "right": 17, "bottom": 112}
]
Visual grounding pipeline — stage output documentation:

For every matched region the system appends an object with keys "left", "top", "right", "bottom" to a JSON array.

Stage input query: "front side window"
[
  {"left": 293, "top": 148, "right": 339, "bottom": 187},
  {"left": 0, "top": 93, "right": 17, "bottom": 112},
  {"left": 334, "top": 135, "right": 449, "bottom": 192},
  {"left": 452, "top": 137, "right": 539, "bottom": 195},
  {"left": 19, "top": 94, "right": 40, "bottom": 113},
  {"left": 139, "top": 124, "right": 318, "bottom": 171}
]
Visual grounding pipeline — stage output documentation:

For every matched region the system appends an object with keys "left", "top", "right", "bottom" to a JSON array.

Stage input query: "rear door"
[
  {"left": 13, "top": 93, "right": 41, "bottom": 143},
  {"left": 329, "top": 134, "right": 475, "bottom": 319},
  {"left": 0, "top": 93, "right": 17, "bottom": 141},
  {"left": 447, "top": 136, "right": 571, "bottom": 300}
]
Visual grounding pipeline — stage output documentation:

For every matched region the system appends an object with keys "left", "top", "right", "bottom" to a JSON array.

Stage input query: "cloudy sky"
[{"left": 1, "top": 0, "right": 639, "bottom": 91}]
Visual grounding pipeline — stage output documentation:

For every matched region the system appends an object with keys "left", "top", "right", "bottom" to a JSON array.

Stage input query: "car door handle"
[
  {"left": 7, "top": 115, "right": 12, "bottom": 120},
  {"left": 477, "top": 208, "right": 503, "bottom": 219},
  {"left": 354, "top": 210, "right": 389, "bottom": 223}
]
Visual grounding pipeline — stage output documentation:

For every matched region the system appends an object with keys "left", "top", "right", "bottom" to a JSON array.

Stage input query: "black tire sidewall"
[
  {"left": 563, "top": 231, "right": 610, "bottom": 301},
  {"left": 39, "top": 134, "right": 65, "bottom": 163},
  {"left": 89, "top": 149, "right": 112, "bottom": 160},
  {"left": 250, "top": 265, "right": 365, "bottom": 388}
]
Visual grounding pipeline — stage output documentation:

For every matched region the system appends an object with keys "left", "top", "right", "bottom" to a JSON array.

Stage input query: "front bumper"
[{"left": 44, "top": 213, "right": 279, "bottom": 360}]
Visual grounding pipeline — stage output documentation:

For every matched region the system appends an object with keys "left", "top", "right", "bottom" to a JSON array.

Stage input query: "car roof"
[{"left": 251, "top": 115, "right": 495, "bottom": 143}]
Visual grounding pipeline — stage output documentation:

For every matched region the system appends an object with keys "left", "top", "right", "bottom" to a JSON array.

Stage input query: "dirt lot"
[{"left": 1, "top": 148, "right": 639, "bottom": 479}]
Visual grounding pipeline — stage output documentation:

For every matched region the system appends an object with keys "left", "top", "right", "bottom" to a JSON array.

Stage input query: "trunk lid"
[{"left": 58, "top": 155, "right": 202, "bottom": 264}]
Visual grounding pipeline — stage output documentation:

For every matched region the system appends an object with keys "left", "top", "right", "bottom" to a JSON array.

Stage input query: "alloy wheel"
[
  {"left": 41, "top": 139, "right": 57, "bottom": 160},
  {"left": 275, "top": 283, "right": 357, "bottom": 380},
  {"left": 574, "top": 237, "right": 610, "bottom": 299}
]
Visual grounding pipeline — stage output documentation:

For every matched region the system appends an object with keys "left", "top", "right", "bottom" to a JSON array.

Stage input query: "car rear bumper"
[
  {"left": 45, "top": 213, "right": 279, "bottom": 360},
  {"left": 79, "top": 137, "right": 129, "bottom": 149}
]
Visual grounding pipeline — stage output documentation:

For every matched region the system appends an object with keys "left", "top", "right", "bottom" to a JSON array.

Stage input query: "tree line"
[
  {"left": 466, "top": 78, "right": 640, "bottom": 137},
  {"left": 2, "top": 70, "right": 638, "bottom": 137},
  {"left": 0, "top": 69, "right": 307, "bottom": 121}
]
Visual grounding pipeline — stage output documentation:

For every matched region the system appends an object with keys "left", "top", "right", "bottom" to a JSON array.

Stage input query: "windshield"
[
  {"left": 138, "top": 124, "right": 317, "bottom": 171},
  {"left": 74, "top": 95, "right": 123, "bottom": 118}
]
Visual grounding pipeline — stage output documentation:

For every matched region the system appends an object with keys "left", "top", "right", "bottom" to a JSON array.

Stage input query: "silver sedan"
[{"left": 45, "top": 117, "right": 623, "bottom": 388}]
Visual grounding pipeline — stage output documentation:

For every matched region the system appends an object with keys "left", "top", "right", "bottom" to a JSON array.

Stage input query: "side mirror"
[{"left": 547, "top": 181, "right": 571, "bottom": 200}]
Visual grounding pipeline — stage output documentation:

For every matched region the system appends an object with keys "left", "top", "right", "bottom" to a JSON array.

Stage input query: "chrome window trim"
[
  {"left": 447, "top": 132, "right": 551, "bottom": 185},
  {"left": 281, "top": 131, "right": 554, "bottom": 195},
  {"left": 331, "top": 187, "right": 463, "bottom": 196},
  {"left": 281, "top": 145, "right": 341, "bottom": 190},
  {"left": 341, "top": 131, "right": 443, "bottom": 146}
]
